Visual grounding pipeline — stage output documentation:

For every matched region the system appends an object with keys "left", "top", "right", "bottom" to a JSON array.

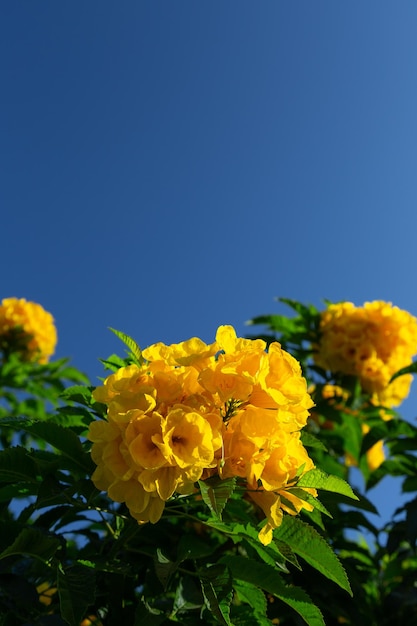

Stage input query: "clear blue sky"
[{"left": 2, "top": 1, "right": 417, "bottom": 527}]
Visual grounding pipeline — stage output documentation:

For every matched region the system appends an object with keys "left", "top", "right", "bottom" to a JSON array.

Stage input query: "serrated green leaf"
[
  {"left": 198, "top": 476, "right": 236, "bottom": 520},
  {"left": 274, "top": 516, "right": 352, "bottom": 594},
  {"left": 57, "top": 563, "right": 96, "bottom": 626},
  {"left": 0, "top": 527, "right": 60, "bottom": 562},
  {"left": 109, "top": 327, "right": 142, "bottom": 363},
  {"left": 296, "top": 468, "right": 358, "bottom": 500},
  {"left": 219, "top": 555, "right": 325, "bottom": 626},
  {"left": 199, "top": 563, "right": 233, "bottom": 626}
]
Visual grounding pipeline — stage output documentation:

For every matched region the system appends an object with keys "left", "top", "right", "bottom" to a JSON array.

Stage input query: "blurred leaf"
[
  {"left": 390, "top": 361, "right": 417, "bottom": 382},
  {"left": 60, "top": 385, "right": 94, "bottom": 406},
  {"left": 301, "top": 431, "right": 328, "bottom": 451}
]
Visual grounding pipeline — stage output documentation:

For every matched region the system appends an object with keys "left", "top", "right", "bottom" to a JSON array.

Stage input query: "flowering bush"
[
  {"left": 88, "top": 325, "right": 317, "bottom": 545},
  {"left": 3, "top": 295, "right": 417, "bottom": 625},
  {"left": 0, "top": 297, "right": 57, "bottom": 363}
]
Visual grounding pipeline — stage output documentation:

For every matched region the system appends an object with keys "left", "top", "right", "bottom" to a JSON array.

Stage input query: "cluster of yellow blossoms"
[
  {"left": 314, "top": 301, "right": 417, "bottom": 408},
  {"left": 0, "top": 298, "right": 57, "bottom": 363},
  {"left": 88, "top": 325, "right": 316, "bottom": 545}
]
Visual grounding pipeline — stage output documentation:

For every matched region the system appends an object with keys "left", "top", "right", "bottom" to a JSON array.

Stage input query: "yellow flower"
[
  {"left": 37, "top": 581, "right": 57, "bottom": 606},
  {"left": 0, "top": 297, "right": 57, "bottom": 362},
  {"left": 315, "top": 301, "right": 417, "bottom": 407},
  {"left": 88, "top": 325, "right": 316, "bottom": 543}
]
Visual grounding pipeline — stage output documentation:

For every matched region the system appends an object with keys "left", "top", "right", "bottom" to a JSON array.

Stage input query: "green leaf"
[
  {"left": 233, "top": 580, "right": 267, "bottom": 616},
  {"left": 0, "top": 527, "right": 61, "bottom": 562},
  {"left": 219, "top": 555, "right": 325, "bottom": 626},
  {"left": 153, "top": 549, "right": 178, "bottom": 590},
  {"left": 60, "top": 385, "right": 94, "bottom": 406},
  {"left": 0, "top": 447, "right": 38, "bottom": 483},
  {"left": 22, "top": 422, "right": 94, "bottom": 474},
  {"left": 109, "top": 327, "right": 142, "bottom": 363},
  {"left": 99, "top": 354, "right": 127, "bottom": 372},
  {"left": 134, "top": 600, "right": 166, "bottom": 626},
  {"left": 198, "top": 476, "right": 236, "bottom": 520},
  {"left": 390, "top": 361, "right": 417, "bottom": 382},
  {"left": 57, "top": 563, "right": 96, "bottom": 626},
  {"left": 199, "top": 563, "right": 233, "bottom": 626},
  {"left": 286, "top": 487, "right": 332, "bottom": 518},
  {"left": 274, "top": 516, "right": 352, "bottom": 594},
  {"left": 296, "top": 468, "right": 359, "bottom": 500},
  {"left": 300, "top": 431, "right": 328, "bottom": 451},
  {"left": 173, "top": 575, "right": 204, "bottom": 614}
]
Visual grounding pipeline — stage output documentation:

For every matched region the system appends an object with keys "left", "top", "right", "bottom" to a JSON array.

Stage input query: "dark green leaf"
[
  {"left": 0, "top": 527, "right": 60, "bottom": 562},
  {"left": 0, "top": 446, "right": 38, "bottom": 483},
  {"left": 220, "top": 555, "right": 325, "bottom": 626},
  {"left": 57, "top": 563, "right": 96, "bottom": 626},
  {"left": 198, "top": 476, "right": 236, "bottom": 520},
  {"left": 22, "top": 422, "right": 94, "bottom": 474},
  {"left": 199, "top": 563, "right": 233, "bottom": 626},
  {"left": 390, "top": 361, "right": 417, "bottom": 382},
  {"left": 153, "top": 549, "right": 178, "bottom": 590}
]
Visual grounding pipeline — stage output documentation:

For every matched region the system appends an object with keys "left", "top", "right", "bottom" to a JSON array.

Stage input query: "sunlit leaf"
[
  {"left": 109, "top": 327, "right": 142, "bottom": 364},
  {"left": 296, "top": 468, "right": 358, "bottom": 500},
  {"left": 274, "top": 516, "right": 352, "bottom": 594}
]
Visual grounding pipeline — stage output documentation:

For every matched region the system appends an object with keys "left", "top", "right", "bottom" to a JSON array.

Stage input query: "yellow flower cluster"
[
  {"left": 314, "top": 301, "right": 417, "bottom": 407},
  {"left": 88, "top": 325, "right": 316, "bottom": 545},
  {"left": 0, "top": 298, "right": 57, "bottom": 363}
]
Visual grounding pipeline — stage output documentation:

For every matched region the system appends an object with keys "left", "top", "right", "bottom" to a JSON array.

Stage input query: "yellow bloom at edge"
[
  {"left": 0, "top": 297, "right": 57, "bottom": 362},
  {"left": 315, "top": 300, "right": 417, "bottom": 408}
]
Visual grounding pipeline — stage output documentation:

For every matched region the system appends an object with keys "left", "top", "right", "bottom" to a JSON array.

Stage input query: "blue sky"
[{"left": 2, "top": 1, "right": 417, "bottom": 526}]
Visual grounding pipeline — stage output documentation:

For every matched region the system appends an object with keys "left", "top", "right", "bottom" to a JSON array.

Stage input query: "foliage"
[{"left": 1, "top": 297, "right": 417, "bottom": 624}]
